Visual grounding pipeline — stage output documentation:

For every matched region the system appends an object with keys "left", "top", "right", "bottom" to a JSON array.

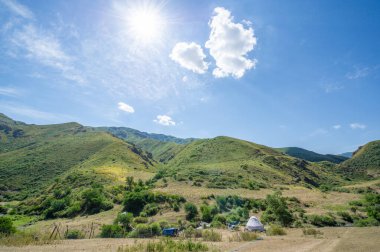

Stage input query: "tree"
[
  {"left": 125, "top": 176, "right": 134, "bottom": 191},
  {"left": 261, "top": 192, "right": 294, "bottom": 227},
  {"left": 184, "top": 203, "right": 198, "bottom": 221},
  {"left": 114, "top": 212, "right": 133, "bottom": 232},
  {"left": 0, "top": 216, "right": 16, "bottom": 236}
]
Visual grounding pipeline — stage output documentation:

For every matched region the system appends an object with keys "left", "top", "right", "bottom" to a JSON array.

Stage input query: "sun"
[{"left": 127, "top": 5, "right": 165, "bottom": 42}]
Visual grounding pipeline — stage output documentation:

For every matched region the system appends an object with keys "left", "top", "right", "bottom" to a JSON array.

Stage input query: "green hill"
[
  {"left": 97, "top": 127, "right": 192, "bottom": 163},
  {"left": 339, "top": 152, "right": 353, "bottom": 158},
  {"left": 276, "top": 147, "right": 348, "bottom": 164},
  {"left": 162, "top": 136, "right": 343, "bottom": 189},
  {"left": 338, "top": 140, "right": 380, "bottom": 179},
  {"left": 0, "top": 114, "right": 156, "bottom": 201}
]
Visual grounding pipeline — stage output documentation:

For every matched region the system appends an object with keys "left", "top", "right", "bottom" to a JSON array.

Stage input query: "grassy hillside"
[
  {"left": 0, "top": 114, "right": 156, "bottom": 201},
  {"left": 276, "top": 147, "right": 348, "bottom": 164},
  {"left": 162, "top": 136, "right": 343, "bottom": 189},
  {"left": 338, "top": 140, "right": 380, "bottom": 179},
  {"left": 96, "top": 127, "right": 192, "bottom": 163}
]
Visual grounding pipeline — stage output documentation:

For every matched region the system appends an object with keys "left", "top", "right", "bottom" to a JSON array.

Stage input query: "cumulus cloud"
[
  {"left": 350, "top": 123, "right": 366, "bottom": 129},
  {"left": 205, "top": 7, "right": 257, "bottom": 78},
  {"left": 117, "top": 102, "right": 135, "bottom": 113},
  {"left": 170, "top": 42, "right": 208, "bottom": 74},
  {"left": 153, "top": 115, "right": 175, "bottom": 126},
  {"left": 333, "top": 124, "right": 341, "bottom": 130}
]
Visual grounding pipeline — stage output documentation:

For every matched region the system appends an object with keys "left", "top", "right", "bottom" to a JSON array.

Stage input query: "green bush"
[
  {"left": 143, "top": 203, "right": 159, "bottom": 216},
  {"left": 267, "top": 224, "right": 286, "bottom": 236},
  {"left": 337, "top": 211, "right": 353, "bottom": 223},
  {"left": 65, "top": 229, "right": 84, "bottom": 239},
  {"left": 184, "top": 203, "right": 198, "bottom": 221},
  {"left": 100, "top": 224, "right": 124, "bottom": 238},
  {"left": 114, "top": 212, "right": 133, "bottom": 232},
  {"left": 261, "top": 192, "right": 293, "bottom": 227},
  {"left": 202, "top": 229, "right": 222, "bottom": 242},
  {"left": 0, "top": 216, "right": 16, "bottom": 236},
  {"left": 81, "top": 188, "right": 113, "bottom": 215},
  {"left": 354, "top": 217, "right": 379, "bottom": 227},
  {"left": 200, "top": 205, "right": 218, "bottom": 222},
  {"left": 308, "top": 214, "right": 337, "bottom": 227},
  {"left": 128, "top": 223, "right": 162, "bottom": 238}
]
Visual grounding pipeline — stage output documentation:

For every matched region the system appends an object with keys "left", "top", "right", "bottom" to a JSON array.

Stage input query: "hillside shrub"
[
  {"left": 267, "top": 224, "right": 286, "bottom": 236},
  {"left": 337, "top": 211, "right": 353, "bottom": 223},
  {"left": 307, "top": 214, "right": 337, "bottom": 227},
  {"left": 100, "top": 224, "right": 124, "bottom": 238},
  {"left": 261, "top": 192, "right": 293, "bottom": 227},
  {"left": 184, "top": 203, "right": 198, "bottom": 221},
  {"left": 128, "top": 223, "right": 161, "bottom": 238},
  {"left": 114, "top": 212, "right": 133, "bottom": 232},
  {"left": 81, "top": 187, "right": 113, "bottom": 215},
  {"left": 200, "top": 205, "right": 218, "bottom": 222},
  {"left": 65, "top": 229, "right": 84, "bottom": 239},
  {"left": 0, "top": 216, "right": 16, "bottom": 236}
]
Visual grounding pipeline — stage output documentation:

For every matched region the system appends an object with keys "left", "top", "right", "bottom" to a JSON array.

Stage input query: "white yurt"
[{"left": 245, "top": 216, "right": 265, "bottom": 232}]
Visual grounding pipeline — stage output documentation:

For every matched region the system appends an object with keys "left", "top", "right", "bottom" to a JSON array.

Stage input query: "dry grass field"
[{"left": 0, "top": 227, "right": 379, "bottom": 252}]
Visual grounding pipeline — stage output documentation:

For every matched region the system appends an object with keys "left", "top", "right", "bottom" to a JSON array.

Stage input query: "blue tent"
[{"left": 162, "top": 228, "right": 179, "bottom": 236}]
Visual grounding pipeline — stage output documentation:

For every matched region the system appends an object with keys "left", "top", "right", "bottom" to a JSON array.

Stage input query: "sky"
[{"left": 0, "top": 0, "right": 380, "bottom": 154}]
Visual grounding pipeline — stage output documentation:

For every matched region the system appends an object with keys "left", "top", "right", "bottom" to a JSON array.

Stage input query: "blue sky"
[{"left": 0, "top": 0, "right": 379, "bottom": 154}]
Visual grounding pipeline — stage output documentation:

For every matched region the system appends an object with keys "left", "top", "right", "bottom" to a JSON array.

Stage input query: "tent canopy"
[{"left": 245, "top": 216, "right": 265, "bottom": 232}]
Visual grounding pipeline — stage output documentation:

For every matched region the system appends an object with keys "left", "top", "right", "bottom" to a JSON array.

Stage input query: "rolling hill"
[
  {"left": 162, "top": 136, "right": 344, "bottom": 189},
  {"left": 0, "top": 113, "right": 156, "bottom": 201},
  {"left": 276, "top": 147, "right": 348, "bottom": 164},
  {"left": 338, "top": 140, "right": 380, "bottom": 179},
  {"left": 97, "top": 127, "right": 193, "bottom": 163}
]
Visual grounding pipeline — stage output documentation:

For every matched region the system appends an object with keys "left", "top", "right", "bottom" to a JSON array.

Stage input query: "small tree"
[
  {"left": 125, "top": 176, "right": 134, "bottom": 191},
  {"left": 261, "top": 192, "right": 293, "bottom": 227},
  {"left": 0, "top": 216, "right": 16, "bottom": 236},
  {"left": 184, "top": 203, "right": 198, "bottom": 221},
  {"left": 114, "top": 212, "right": 133, "bottom": 232}
]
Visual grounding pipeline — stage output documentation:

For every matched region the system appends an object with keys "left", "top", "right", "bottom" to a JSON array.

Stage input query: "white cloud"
[
  {"left": 182, "top": 76, "right": 188, "bottom": 82},
  {"left": 0, "top": 87, "right": 19, "bottom": 97},
  {"left": 153, "top": 115, "right": 176, "bottom": 126},
  {"left": 117, "top": 102, "right": 135, "bottom": 113},
  {"left": 205, "top": 7, "right": 257, "bottom": 78},
  {"left": 333, "top": 124, "right": 341, "bottom": 130},
  {"left": 346, "top": 66, "right": 369, "bottom": 80},
  {"left": 170, "top": 42, "right": 208, "bottom": 74},
  {"left": 310, "top": 128, "right": 328, "bottom": 137},
  {"left": 350, "top": 123, "right": 366, "bottom": 130},
  {"left": 0, "top": 0, "right": 34, "bottom": 19}
]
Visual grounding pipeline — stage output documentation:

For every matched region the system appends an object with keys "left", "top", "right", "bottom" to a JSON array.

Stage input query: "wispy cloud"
[
  {"left": 117, "top": 102, "right": 135, "bottom": 113},
  {"left": 0, "top": 0, "right": 34, "bottom": 19},
  {"left": 350, "top": 123, "right": 366, "bottom": 130},
  {"left": 0, "top": 87, "right": 20, "bottom": 97},
  {"left": 0, "top": 103, "right": 74, "bottom": 122},
  {"left": 2, "top": 1, "right": 85, "bottom": 84},
  {"left": 346, "top": 66, "right": 370, "bottom": 80},
  {"left": 332, "top": 124, "right": 341, "bottom": 130},
  {"left": 153, "top": 115, "right": 176, "bottom": 126},
  {"left": 321, "top": 82, "right": 344, "bottom": 93}
]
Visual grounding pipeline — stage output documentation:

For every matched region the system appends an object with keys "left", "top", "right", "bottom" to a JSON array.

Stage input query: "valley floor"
[{"left": 0, "top": 227, "right": 379, "bottom": 252}]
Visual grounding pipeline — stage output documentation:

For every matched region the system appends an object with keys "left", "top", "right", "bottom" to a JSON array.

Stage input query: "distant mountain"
[
  {"left": 163, "top": 136, "right": 343, "bottom": 189},
  {"left": 339, "top": 152, "right": 353, "bottom": 158},
  {"left": 97, "top": 127, "right": 195, "bottom": 163},
  {"left": 338, "top": 140, "right": 380, "bottom": 179},
  {"left": 276, "top": 147, "right": 348, "bottom": 164}
]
